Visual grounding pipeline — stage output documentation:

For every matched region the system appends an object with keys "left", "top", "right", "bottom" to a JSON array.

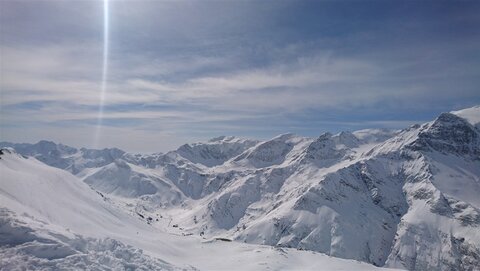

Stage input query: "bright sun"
[{"left": 94, "top": 0, "right": 110, "bottom": 148}]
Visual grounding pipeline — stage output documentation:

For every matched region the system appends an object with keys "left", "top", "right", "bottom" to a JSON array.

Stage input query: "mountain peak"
[
  {"left": 434, "top": 112, "right": 466, "bottom": 124},
  {"left": 406, "top": 112, "right": 479, "bottom": 155},
  {"left": 333, "top": 131, "right": 360, "bottom": 148},
  {"left": 352, "top": 128, "right": 399, "bottom": 144},
  {"left": 273, "top": 132, "right": 298, "bottom": 140},
  {"left": 176, "top": 136, "right": 258, "bottom": 167},
  {"left": 208, "top": 135, "right": 236, "bottom": 142},
  {"left": 451, "top": 105, "right": 480, "bottom": 127},
  {"left": 36, "top": 139, "right": 56, "bottom": 145}
]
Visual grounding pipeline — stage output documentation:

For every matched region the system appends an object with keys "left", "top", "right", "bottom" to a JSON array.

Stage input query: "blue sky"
[{"left": 1, "top": 0, "right": 479, "bottom": 152}]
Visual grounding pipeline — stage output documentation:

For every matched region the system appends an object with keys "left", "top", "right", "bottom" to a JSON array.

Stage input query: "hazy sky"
[{"left": 1, "top": 0, "right": 479, "bottom": 152}]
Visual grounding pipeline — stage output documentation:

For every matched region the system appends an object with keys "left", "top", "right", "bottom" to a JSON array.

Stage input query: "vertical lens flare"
[{"left": 94, "top": 0, "right": 109, "bottom": 148}]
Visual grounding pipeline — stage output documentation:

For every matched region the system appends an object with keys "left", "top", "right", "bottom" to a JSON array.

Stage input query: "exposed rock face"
[{"left": 408, "top": 113, "right": 479, "bottom": 157}]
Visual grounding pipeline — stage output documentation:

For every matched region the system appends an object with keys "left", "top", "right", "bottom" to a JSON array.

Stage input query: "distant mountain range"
[{"left": 1, "top": 105, "right": 479, "bottom": 270}]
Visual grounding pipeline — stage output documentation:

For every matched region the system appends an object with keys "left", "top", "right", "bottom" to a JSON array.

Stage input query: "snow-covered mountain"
[
  {"left": 0, "top": 140, "right": 125, "bottom": 174},
  {"left": 176, "top": 136, "right": 259, "bottom": 167},
  {"left": 1, "top": 105, "right": 479, "bottom": 270},
  {"left": 0, "top": 148, "right": 397, "bottom": 270}
]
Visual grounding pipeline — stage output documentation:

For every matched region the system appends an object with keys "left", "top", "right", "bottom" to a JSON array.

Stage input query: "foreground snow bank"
[{"left": 0, "top": 209, "right": 181, "bottom": 271}]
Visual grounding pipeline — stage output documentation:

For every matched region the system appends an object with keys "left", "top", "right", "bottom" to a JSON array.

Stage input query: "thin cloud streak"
[{"left": 1, "top": 0, "right": 479, "bottom": 151}]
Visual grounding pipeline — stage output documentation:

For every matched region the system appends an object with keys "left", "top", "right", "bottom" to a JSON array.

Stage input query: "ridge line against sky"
[{"left": 1, "top": 0, "right": 479, "bottom": 152}]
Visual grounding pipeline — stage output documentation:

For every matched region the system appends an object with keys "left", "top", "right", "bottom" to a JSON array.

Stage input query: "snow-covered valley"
[{"left": 1, "top": 106, "right": 479, "bottom": 270}]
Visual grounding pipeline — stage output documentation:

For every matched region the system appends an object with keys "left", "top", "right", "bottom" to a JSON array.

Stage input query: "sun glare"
[{"left": 94, "top": 0, "right": 109, "bottom": 148}]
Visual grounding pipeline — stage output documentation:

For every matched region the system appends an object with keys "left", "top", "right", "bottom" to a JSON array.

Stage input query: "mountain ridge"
[{"left": 1, "top": 105, "right": 479, "bottom": 270}]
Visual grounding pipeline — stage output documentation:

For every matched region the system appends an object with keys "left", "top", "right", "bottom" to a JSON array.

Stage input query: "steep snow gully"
[{"left": 1, "top": 106, "right": 479, "bottom": 270}]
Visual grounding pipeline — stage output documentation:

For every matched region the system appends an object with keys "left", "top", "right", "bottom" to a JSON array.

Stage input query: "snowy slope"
[
  {"left": 0, "top": 140, "right": 125, "bottom": 174},
  {"left": 0, "top": 148, "right": 396, "bottom": 270},
  {"left": 0, "top": 148, "right": 181, "bottom": 270}
]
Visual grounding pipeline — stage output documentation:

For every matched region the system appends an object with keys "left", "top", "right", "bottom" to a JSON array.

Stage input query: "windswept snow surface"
[
  {"left": 2, "top": 105, "right": 480, "bottom": 270},
  {"left": 452, "top": 105, "right": 480, "bottom": 128},
  {"left": 0, "top": 148, "right": 396, "bottom": 270}
]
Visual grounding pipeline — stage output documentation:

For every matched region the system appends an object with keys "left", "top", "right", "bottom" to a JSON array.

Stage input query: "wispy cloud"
[{"left": 1, "top": 0, "right": 479, "bottom": 152}]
